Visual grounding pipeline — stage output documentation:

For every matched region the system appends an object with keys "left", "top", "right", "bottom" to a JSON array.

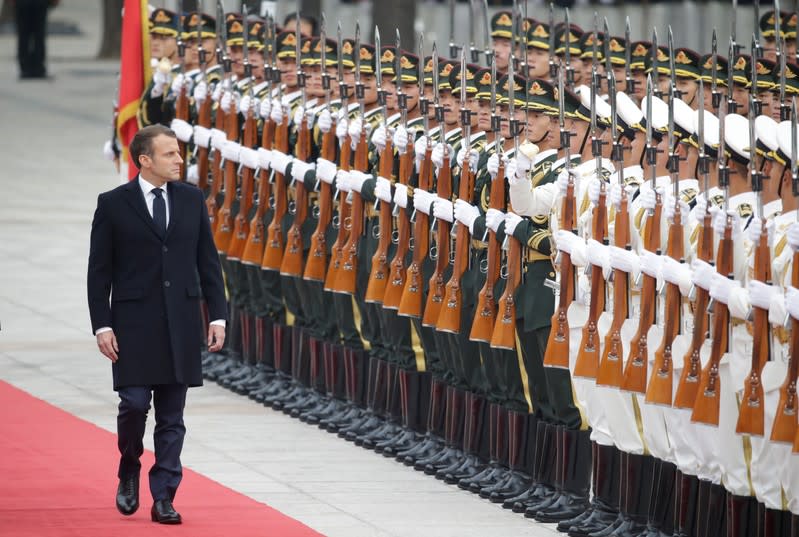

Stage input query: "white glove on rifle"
[
  {"left": 193, "top": 81, "right": 208, "bottom": 104},
  {"left": 336, "top": 116, "right": 349, "bottom": 145},
  {"left": 220, "top": 90, "right": 234, "bottom": 113},
  {"left": 639, "top": 249, "right": 662, "bottom": 279},
  {"left": 556, "top": 230, "right": 587, "bottom": 267},
  {"left": 170, "top": 118, "right": 193, "bottom": 143},
  {"left": 747, "top": 217, "right": 774, "bottom": 247},
  {"left": 371, "top": 124, "right": 389, "bottom": 153},
  {"left": 414, "top": 135, "right": 429, "bottom": 171},
  {"left": 786, "top": 286, "right": 799, "bottom": 321},
  {"left": 102, "top": 140, "right": 116, "bottom": 161},
  {"left": 270, "top": 150, "right": 291, "bottom": 175},
  {"left": 257, "top": 148, "right": 272, "bottom": 170},
  {"left": 170, "top": 73, "right": 193, "bottom": 96},
  {"left": 413, "top": 189, "right": 435, "bottom": 215},
  {"left": 221, "top": 140, "right": 241, "bottom": 163},
  {"left": 316, "top": 158, "right": 337, "bottom": 185},
  {"left": 394, "top": 126, "right": 409, "bottom": 154},
  {"left": 709, "top": 272, "right": 738, "bottom": 305},
  {"left": 270, "top": 99, "right": 285, "bottom": 124},
  {"left": 292, "top": 105, "right": 315, "bottom": 128},
  {"left": 259, "top": 98, "right": 271, "bottom": 120},
  {"left": 431, "top": 142, "right": 455, "bottom": 170},
  {"left": 291, "top": 159, "right": 314, "bottom": 184},
  {"left": 609, "top": 245, "right": 641, "bottom": 276},
  {"left": 433, "top": 197, "right": 454, "bottom": 223},
  {"left": 587, "top": 239, "right": 610, "bottom": 279},
  {"left": 454, "top": 200, "right": 480, "bottom": 234},
  {"left": 349, "top": 170, "right": 371, "bottom": 193},
  {"left": 555, "top": 168, "right": 571, "bottom": 195},
  {"left": 336, "top": 170, "right": 352, "bottom": 192},
  {"left": 393, "top": 185, "right": 409, "bottom": 208},
  {"left": 713, "top": 209, "right": 742, "bottom": 240},
  {"left": 608, "top": 183, "right": 623, "bottom": 210},
  {"left": 210, "top": 129, "right": 227, "bottom": 151},
  {"left": 748, "top": 280, "right": 777, "bottom": 311},
  {"left": 639, "top": 187, "right": 660, "bottom": 211},
  {"left": 375, "top": 176, "right": 392, "bottom": 202},
  {"left": 238, "top": 95, "right": 260, "bottom": 116},
  {"left": 485, "top": 208, "right": 504, "bottom": 232},
  {"left": 691, "top": 259, "right": 716, "bottom": 292},
  {"left": 456, "top": 146, "right": 478, "bottom": 172},
  {"left": 505, "top": 158, "right": 526, "bottom": 186},
  {"left": 317, "top": 108, "right": 333, "bottom": 133},
  {"left": 661, "top": 256, "right": 692, "bottom": 296},
  {"left": 664, "top": 196, "right": 690, "bottom": 224},
  {"left": 504, "top": 212, "right": 523, "bottom": 236},
  {"left": 150, "top": 70, "right": 170, "bottom": 98},
  {"left": 587, "top": 176, "right": 603, "bottom": 205},
  {"left": 211, "top": 82, "right": 223, "bottom": 103},
  {"left": 186, "top": 163, "right": 199, "bottom": 185},
  {"left": 239, "top": 147, "right": 259, "bottom": 170},
  {"left": 193, "top": 125, "right": 212, "bottom": 148},
  {"left": 487, "top": 153, "right": 503, "bottom": 179}
]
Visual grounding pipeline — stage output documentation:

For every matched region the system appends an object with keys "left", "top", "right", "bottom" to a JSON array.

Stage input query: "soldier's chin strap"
[{"left": 578, "top": 124, "right": 591, "bottom": 156}]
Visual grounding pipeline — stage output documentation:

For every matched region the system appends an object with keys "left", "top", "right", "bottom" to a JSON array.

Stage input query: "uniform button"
[
  {"left": 163, "top": 246, "right": 168, "bottom": 253},
  {"left": 164, "top": 280, "right": 171, "bottom": 288},
  {"left": 549, "top": 272, "right": 555, "bottom": 278}
]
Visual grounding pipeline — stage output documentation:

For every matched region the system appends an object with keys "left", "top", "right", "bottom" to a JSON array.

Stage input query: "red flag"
[{"left": 116, "top": 0, "right": 151, "bottom": 181}]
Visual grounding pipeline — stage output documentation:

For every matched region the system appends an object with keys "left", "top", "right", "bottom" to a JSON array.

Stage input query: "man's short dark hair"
[{"left": 129, "top": 125, "right": 176, "bottom": 169}]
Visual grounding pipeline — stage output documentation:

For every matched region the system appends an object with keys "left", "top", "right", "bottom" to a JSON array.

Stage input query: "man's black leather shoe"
[
  {"left": 115, "top": 474, "right": 139, "bottom": 515},
  {"left": 151, "top": 499, "right": 182, "bottom": 524}
]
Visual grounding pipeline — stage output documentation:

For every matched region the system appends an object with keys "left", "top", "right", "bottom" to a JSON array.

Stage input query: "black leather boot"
[
  {"left": 323, "top": 347, "right": 366, "bottom": 432},
  {"left": 379, "top": 370, "right": 430, "bottom": 457},
  {"left": 399, "top": 376, "right": 445, "bottom": 466},
  {"left": 671, "top": 471, "right": 699, "bottom": 537},
  {"left": 423, "top": 387, "right": 466, "bottom": 475},
  {"left": 360, "top": 362, "right": 403, "bottom": 449},
  {"left": 727, "top": 493, "right": 758, "bottom": 537},
  {"left": 487, "top": 409, "right": 532, "bottom": 503},
  {"left": 442, "top": 392, "right": 488, "bottom": 484},
  {"left": 693, "top": 478, "right": 712, "bottom": 537},
  {"left": 514, "top": 420, "right": 558, "bottom": 513},
  {"left": 415, "top": 385, "right": 458, "bottom": 472},
  {"left": 471, "top": 404, "right": 510, "bottom": 495},
  {"left": 524, "top": 424, "right": 563, "bottom": 517},
  {"left": 564, "top": 443, "right": 620, "bottom": 536},
  {"left": 340, "top": 355, "right": 386, "bottom": 440},
  {"left": 593, "top": 453, "right": 655, "bottom": 537},
  {"left": 535, "top": 428, "right": 591, "bottom": 522}
]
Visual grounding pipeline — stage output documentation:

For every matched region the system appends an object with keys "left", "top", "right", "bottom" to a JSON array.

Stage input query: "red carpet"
[{"left": 0, "top": 381, "right": 324, "bottom": 537}]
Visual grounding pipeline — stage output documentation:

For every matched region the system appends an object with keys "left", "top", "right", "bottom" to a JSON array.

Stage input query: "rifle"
[
  {"left": 384, "top": 30, "right": 414, "bottom": 309},
  {"left": 490, "top": 59, "right": 520, "bottom": 351},
  {"left": 175, "top": 2, "right": 190, "bottom": 181},
  {"left": 691, "top": 93, "right": 732, "bottom": 427},
  {"left": 305, "top": 17, "right": 337, "bottom": 282},
  {"left": 543, "top": 61, "right": 576, "bottom": 368},
  {"left": 261, "top": 23, "right": 289, "bottom": 271},
  {"left": 334, "top": 22, "right": 368, "bottom": 295},
  {"left": 548, "top": 3, "right": 558, "bottom": 81},
  {"left": 207, "top": 0, "right": 229, "bottom": 232},
  {"left": 777, "top": 0, "right": 790, "bottom": 121},
  {"left": 227, "top": 10, "right": 257, "bottom": 261},
  {"left": 711, "top": 29, "right": 722, "bottom": 111},
  {"left": 398, "top": 38, "right": 433, "bottom": 318},
  {"left": 674, "top": 78, "right": 714, "bottom": 409},
  {"left": 448, "top": 0, "right": 460, "bottom": 59},
  {"left": 195, "top": 11, "right": 212, "bottom": 191},
  {"left": 470, "top": 57, "right": 502, "bottom": 342},
  {"left": 438, "top": 48, "right": 474, "bottom": 333},
  {"left": 736, "top": 94, "right": 769, "bottom": 435},
  {"left": 624, "top": 17, "right": 636, "bottom": 95},
  {"left": 625, "top": 71, "right": 665, "bottom": 393},
  {"left": 772, "top": 99, "right": 799, "bottom": 443},
  {"left": 323, "top": 25, "right": 353, "bottom": 291},
  {"left": 596, "top": 65, "right": 631, "bottom": 389},
  {"left": 365, "top": 27, "right": 394, "bottom": 303},
  {"left": 646, "top": 71, "right": 682, "bottom": 405}
]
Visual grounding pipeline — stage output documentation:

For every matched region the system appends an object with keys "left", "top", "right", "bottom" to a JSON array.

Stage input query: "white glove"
[
  {"left": 238, "top": 95, "right": 260, "bottom": 116},
  {"left": 787, "top": 222, "right": 799, "bottom": 251},
  {"left": 291, "top": 159, "right": 314, "bottom": 183},
  {"left": 193, "top": 125, "right": 211, "bottom": 148},
  {"left": 693, "top": 194, "right": 708, "bottom": 218},
  {"left": 505, "top": 158, "right": 527, "bottom": 186},
  {"left": 210, "top": 128, "right": 226, "bottom": 151},
  {"left": 414, "top": 136, "right": 429, "bottom": 171},
  {"left": 555, "top": 169, "right": 571, "bottom": 194},
  {"left": 587, "top": 176, "right": 603, "bottom": 205},
  {"left": 349, "top": 170, "right": 371, "bottom": 193},
  {"left": 239, "top": 147, "right": 259, "bottom": 170},
  {"left": 150, "top": 70, "right": 170, "bottom": 98},
  {"left": 661, "top": 256, "right": 692, "bottom": 296},
  {"left": 748, "top": 280, "right": 777, "bottom": 311},
  {"left": 431, "top": 142, "right": 454, "bottom": 170},
  {"left": 270, "top": 150, "right": 291, "bottom": 175},
  {"left": 608, "top": 183, "right": 623, "bottom": 210},
  {"left": 691, "top": 259, "right": 716, "bottom": 291},
  {"left": 193, "top": 81, "right": 208, "bottom": 104},
  {"left": 709, "top": 272, "right": 738, "bottom": 305},
  {"left": 186, "top": 163, "right": 199, "bottom": 185},
  {"left": 639, "top": 249, "right": 662, "bottom": 279},
  {"left": 336, "top": 116, "right": 349, "bottom": 145},
  {"left": 413, "top": 188, "right": 435, "bottom": 215},
  {"left": 220, "top": 90, "right": 234, "bottom": 113},
  {"left": 316, "top": 158, "right": 337, "bottom": 185},
  {"left": 211, "top": 82, "right": 223, "bottom": 103},
  {"left": 664, "top": 196, "right": 690, "bottom": 224},
  {"left": 394, "top": 126, "right": 409, "bottom": 154},
  {"left": 786, "top": 286, "right": 799, "bottom": 321},
  {"left": 348, "top": 117, "right": 371, "bottom": 148},
  {"left": 587, "top": 238, "right": 610, "bottom": 278},
  {"left": 102, "top": 140, "right": 116, "bottom": 161},
  {"left": 433, "top": 197, "right": 454, "bottom": 222},
  {"left": 640, "top": 187, "right": 659, "bottom": 211},
  {"left": 259, "top": 98, "right": 272, "bottom": 120},
  {"left": 768, "top": 289, "right": 787, "bottom": 326},
  {"left": 170, "top": 118, "right": 193, "bottom": 143},
  {"left": 487, "top": 153, "right": 502, "bottom": 179},
  {"left": 609, "top": 245, "right": 640, "bottom": 275},
  {"left": 375, "top": 176, "right": 392, "bottom": 202},
  {"left": 556, "top": 230, "right": 587, "bottom": 267},
  {"left": 292, "top": 106, "right": 314, "bottom": 129},
  {"left": 257, "top": 148, "right": 272, "bottom": 170},
  {"left": 270, "top": 99, "right": 285, "bottom": 124},
  {"left": 454, "top": 200, "right": 480, "bottom": 233},
  {"left": 747, "top": 217, "right": 775, "bottom": 247},
  {"left": 485, "top": 208, "right": 504, "bottom": 232},
  {"left": 713, "top": 209, "right": 742, "bottom": 240},
  {"left": 371, "top": 124, "right": 388, "bottom": 153},
  {"left": 336, "top": 170, "right": 352, "bottom": 192},
  {"left": 170, "top": 73, "right": 192, "bottom": 96},
  {"left": 393, "top": 185, "right": 408, "bottom": 208},
  {"left": 515, "top": 149, "right": 533, "bottom": 176},
  {"left": 220, "top": 140, "right": 241, "bottom": 163},
  {"left": 317, "top": 108, "right": 333, "bottom": 133},
  {"left": 456, "top": 147, "right": 478, "bottom": 172},
  {"left": 504, "top": 212, "right": 523, "bottom": 236}
]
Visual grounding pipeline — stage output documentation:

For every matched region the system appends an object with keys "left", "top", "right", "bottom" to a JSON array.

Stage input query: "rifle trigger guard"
[
  {"left": 343, "top": 216, "right": 353, "bottom": 231},
  {"left": 372, "top": 224, "right": 381, "bottom": 239},
  {"left": 409, "top": 237, "right": 415, "bottom": 251},
  {"left": 479, "top": 258, "right": 488, "bottom": 274},
  {"left": 312, "top": 204, "right": 321, "bottom": 219},
  {"left": 429, "top": 245, "right": 438, "bottom": 261},
  {"left": 268, "top": 195, "right": 276, "bottom": 210},
  {"left": 332, "top": 214, "right": 340, "bottom": 229},
  {"left": 500, "top": 263, "right": 509, "bottom": 280},
  {"left": 391, "top": 229, "right": 400, "bottom": 244},
  {"left": 288, "top": 200, "right": 297, "bottom": 215}
]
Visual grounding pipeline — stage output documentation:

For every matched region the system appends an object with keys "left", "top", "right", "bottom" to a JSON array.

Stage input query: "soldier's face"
[
  {"left": 732, "top": 85, "right": 750, "bottom": 115},
  {"left": 228, "top": 45, "right": 244, "bottom": 76},
  {"left": 581, "top": 59, "right": 596, "bottom": 88},
  {"left": 675, "top": 79, "right": 698, "bottom": 107},
  {"left": 769, "top": 90, "right": 783, "bottom": 121},
  {"left": 305, "top": 64, "right": 324, "bottom": 97},
  {"left": 525, "top": 110, "right": 551, "bottom": 145},
  {"left": 657, "top": 74, "right": 670, "bottom": 97},
  {"left": 628, "top": 132, "right": 647, "bottom": 168},
  {"left": 612, "top": 66, "right": 626, "bottom": 88},
  {"left": 183, "top": 38, "right": 200, "bottom": 69},
  {"left": 757, "top": 90, "right": 775, "bottom": 120},
  {"left": 278, "top": 57, "right": 297, "bottom": 87},
  {"left": 786, "top": 38, "right": 797, "bottom": 59},
  {"left": 568, "top": 56, "right": 583, "bottom": 85},
  {"left": 424, "top": 85, "right": 437, "bottom": 120},
  {"left": 247, "top": 48, "right": 265, "bottom": 81},
  {"left": 466, "top": 95, "right": 481, "bottom": 128},
  {"left": 202, "top": 38, "right": 216, "bottom": 65},
  {"left": 493, "top": 38, "right": 512, "bottom": 71},
  {"left": 361, "top": 73, "right": 378, "bottom": 105},
  {"left": 632, "top": 70, "right": 647, "bottom": 102},
  {"left": 526, "top": 47, "right": 549, "bottom": 78},
  {"left": 498, "top": 104, "right": 510, "bottom": 138},
  {"left": 569, "top": 118, "right": 589, "bottom": 156},
  {"left": 439, "top": 90, "right": 459, "bottom": 125},
  {"left": 382, "top": 75, "right": 397, "bottom": 112},
  {"left": 401, "top": 82, "right": 419, "bottom": 113},
  {"left": 477, "top": 100, "right": 492, "bottom": 131},
  {"left": 702, "top": 82, "right": 716, "bottom": 113},
  {"left": 150, "top": 33, "right": 177, "bottom": 61},
  {"left": 140, "top": 134, "right": 183, "bottom": 183}
]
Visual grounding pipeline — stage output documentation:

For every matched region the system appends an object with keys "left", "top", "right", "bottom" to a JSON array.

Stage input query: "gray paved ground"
[{"left": 0, "top": 4, "right": 559, "bottom": 537}]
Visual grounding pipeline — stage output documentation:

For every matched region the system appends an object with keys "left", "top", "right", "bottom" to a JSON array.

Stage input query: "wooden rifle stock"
[
  {"left": 383, "top": 139, "right": 414, "bottom": 309},
  {"left": 622, "top": 199, "right": 662, "bottom": 392},
  {"left": 772, "top": 249, "right": 799, "bottom": 443},
  {"left": 470, "top": 160, "right": 506, "bottom": 342},
  {"left": 212, "top": 106, "right": 240, "bottom": 253},
  {"left": 437, "top": 152, "right": 475, "bottom": 333},
  {"left": 241, "top": 118, "right": 276, "bottom": 266},
  {"left": 398, "top": 146, "right": 433, "bottom": 317},
  {"left": 674, "top": 209, "right": 714, "bottom": 408},
  {"left": 227, "top": 108, "right": 258, "bottom": 261},
  {"left": 175, "top": 84, "right": 189, "bottom": 181},
  {"left": 365, "top": 137, "right": 395, "bottom": 303},
  {"left": 280, "top": 116, "right": 312, "bottom": 276},
  {"left": 573, "top": 189, "right": 608, "bottom": 378},
  {"left": 691, "top": 220, "right": 733, "bottom": 426},
  {"left": 323, "top": 136, "right": 352, "bottom": 291},
  {"left": 304, "top": 121, "right": 338, "bottom": 282},
  {"left": 597, "top": 193, "right": 633, "bottom": 388},
  {"left": 646, "top": 203, "right": 683, "bottom": 405},
  {"left": 490, "top": 234, "right": 520, "bottom": 350},
  {"left": 196, "top": 96, "right": 213, "bottom": 191},
  {"left": 260, "top": 116, "right": 290, "bottom": 270},
  {"left": 735, "top": 220, "right": 771, "bottom": 435},
  {"left": 422, "top": 156, "right": 452, "bottom": 327},
  {"left": 206, "top": 104, "right": 226, "bottom": 232},
  {"left": 334, "top": 131, "right": 369, "bottom": 294}
]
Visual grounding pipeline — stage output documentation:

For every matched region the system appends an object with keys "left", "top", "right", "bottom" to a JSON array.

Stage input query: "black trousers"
[
  {"left": 16, "top": 0, "right": 49, "bottom": 78},
  {"left": 117, "top": 384, "right": 188, "bottom": 502}
]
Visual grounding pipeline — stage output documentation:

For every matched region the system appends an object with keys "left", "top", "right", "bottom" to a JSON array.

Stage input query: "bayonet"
[
  {"left": 718, "top": 85, "right": 729, "bottom": 215},
  {"left": 698, "top": 77, "right": 710, "bottom": 200},
  {"left": 667, "top": 73, "right": 679, "bottom": 205},
  {"left": 749, "top": 94, "right": 763, "bottom": 221},
  {"left": 481, "top": 0, "right": 492, "bottom": 66},
  {"left": 711, "top": 29, "right": 721, "bottom": 110},
  {"left": 792, "top": 99, "right": 798, "bottom": 207},
  {"left": 609, "top": 70, "right": 622, "bottom": 173},
  {"left": 321, "top": 14, "right": 330, "bottom": 107},
  {"left": 469, "top": 0, "right": 479, "bottom": 63},
  {"left": 449, "top": 0, "right": 459, "bottom": 58},
  {"left": 433, "top": 41, "right": 446, "bottom": 140},
  {"left": 508, "top": 39, "right": 518, "bottom": 154},
  {"left": 564, "top": 8, "right": 574, "bottom": 86},
  {"left": 419, "top": 33, "right": 429, "bottom": 137},
  {"left": 777, "top": 0, "right": 790, "bottom": 120},
  {"left": 751, "top": 33, "right": 761, "bottom": 115},
  {"left": 754, "top": 0, "right": 763, "bottom": 58},
  {"left": 590, "top": 64, "right": 602, "bottom": 174},
  {"left": 726, "top": 37, "right": 736, "bottom": 114},
  {"left": 215, "top": 0, "right": 228, "bottom": 78},
  {"left": 548, "top": 3, "right": 558, "bottom": 80},
  {"left": 731, "top": 0, "right": 739, "bottom": 55},
  {"left": 195, "top": 7, "right": 207, "bottom": 82},
  {"left": 337, "top": 22, "right": 347, "bottom": 106},
  {"left": 559, "top": 61, "right": 572, "bottom": 167},
  {"left": 242, "top": 4, "right": 253, "bottom": 97},
  {"left": 651, "top": 27, "right": 660, "bottom": 98},
  {"left": 668, "top": 26, "right": 678, "bottom": 100},
  {"left": 397, "top": 29, "right": 407, "bottom": 128},
  {"left": 272, "top": 16, "right": 282, "bottom": 100},
  {"left": 591, "top": 12, "right": 600, "bottom": 91},
  {"left": 177, "top": 0, "right": 186, "bottom": 72},
  {"left": 625, "top": 17, "right": 635, "bottom": 94},
  {"left": 603, "top": 18, "right": 612, "bottom": 89},
  {"left": 294, "top": 1, "right": 305, "bottom": 109},
  {"left": 645, "top": 73, "right": 658, "bottom": 214},
  {"left": 491, "top": 52, "right": 499, "bottom": 151},
  {"left": 355, "top": 22, "right": 365, "bottom": 119},
  {"left": 375, "top": 26, "right": 387, "bottom": 131}
]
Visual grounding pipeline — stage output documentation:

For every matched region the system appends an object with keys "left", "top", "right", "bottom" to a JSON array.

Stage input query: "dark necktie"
[{"left": 152, "top": 188, "right": 167, "bottom": 236}]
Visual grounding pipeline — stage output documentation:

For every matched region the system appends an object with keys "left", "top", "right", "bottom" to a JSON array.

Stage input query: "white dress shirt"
[{"left": 95, "top": 176, "right": 225, "bottom": 335}]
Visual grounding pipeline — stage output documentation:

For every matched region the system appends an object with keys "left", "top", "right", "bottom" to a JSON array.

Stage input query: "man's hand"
[
  {"left": 96, "top": 330, "right": 119, "bottom": 362},
  {"left": 207, "top": 324, "right": 225, "bottom": 352}
]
